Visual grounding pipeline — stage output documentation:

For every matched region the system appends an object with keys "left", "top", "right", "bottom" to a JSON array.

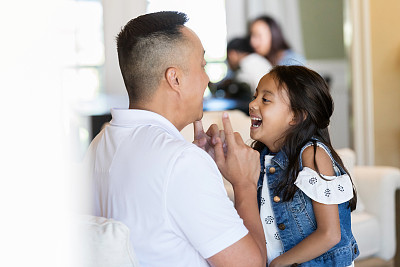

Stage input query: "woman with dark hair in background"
[{"left": 250, "top": 15, "right": 306, "bottom": 66}]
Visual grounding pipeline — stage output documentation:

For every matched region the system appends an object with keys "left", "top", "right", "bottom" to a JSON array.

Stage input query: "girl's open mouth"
[{"left": 251, "top": 117, "right": 262, "bottom": 128}]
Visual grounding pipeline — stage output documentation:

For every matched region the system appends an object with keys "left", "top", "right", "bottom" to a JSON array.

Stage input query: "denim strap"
[
  {"left": 298, "top": 140, "right": 342, "bottom": 176},
  {"left": 257, "top": 147, "right": 269, "bottom": 210}
]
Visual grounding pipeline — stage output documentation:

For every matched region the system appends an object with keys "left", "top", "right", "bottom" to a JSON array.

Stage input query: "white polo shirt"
[{"left": 86, "top": 109, "right": 248, "bottom": 267}]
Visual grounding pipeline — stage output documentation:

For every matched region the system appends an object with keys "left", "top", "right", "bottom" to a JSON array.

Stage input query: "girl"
[{"left": 249, "top": 65, "right": 359, "bottom": 266}]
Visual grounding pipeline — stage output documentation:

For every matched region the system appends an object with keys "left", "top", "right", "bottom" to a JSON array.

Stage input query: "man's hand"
[
  {"left": 207, "top": 113, "right": 266, "bottom": 267},
  {"left": 214, "top": 112, "right": 260, "bottom": 187},
  {"left": 193, "top": 120, "right": 225, "bottom": 159}
]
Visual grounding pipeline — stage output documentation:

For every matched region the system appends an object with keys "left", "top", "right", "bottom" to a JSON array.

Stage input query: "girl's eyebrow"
[{"left": 256, "top": 88, "right": 274, "bottom": 96}]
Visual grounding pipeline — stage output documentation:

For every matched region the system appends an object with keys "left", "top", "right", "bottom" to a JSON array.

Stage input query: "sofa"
[
  {"left": 181, "top": 110, "right": 400, "bottom": 264},
  {"left": 339, "top": 149, "right": 400, "bottom": 263}
]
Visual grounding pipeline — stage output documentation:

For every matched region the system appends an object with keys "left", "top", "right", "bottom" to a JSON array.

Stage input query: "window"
[
  {"left": 57, "top": 0, "right": 105, "bottom": 157},
  {"left": 147, "top": 0, "right": 228, "bottom": 97},
  {"left": 59, "top": 0, "right": 105, "bottom": 103}
]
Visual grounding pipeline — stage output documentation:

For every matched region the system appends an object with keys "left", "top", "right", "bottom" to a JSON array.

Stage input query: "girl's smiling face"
[{"left": 249, "top": 73, "right": 295, "bottom": 152}]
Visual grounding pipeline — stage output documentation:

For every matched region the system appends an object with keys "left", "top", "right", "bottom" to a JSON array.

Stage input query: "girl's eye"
[
  {"left": 252, "top": 95, "right": 257, "bottom": 100},
  {"left": 262, "top": 98, "right": 270, "bottom": 103}
]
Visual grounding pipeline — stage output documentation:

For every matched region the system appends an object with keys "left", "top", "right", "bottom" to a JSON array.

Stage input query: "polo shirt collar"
[{"left": 110, "top": 108, "right": 185, "bottom": 141}]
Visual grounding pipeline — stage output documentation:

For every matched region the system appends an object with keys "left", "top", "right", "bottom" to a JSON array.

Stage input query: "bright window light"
[
  {"left": 147, "top": 0, "right": 228, "bottom": 83},
  {"left": 58, "top": 0, "right": 104, "bottom": 102}
]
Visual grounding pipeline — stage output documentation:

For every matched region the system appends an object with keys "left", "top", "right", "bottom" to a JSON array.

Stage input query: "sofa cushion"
[
  {"left": 351, "top": 211, "right": 380, "bottom": 260},
  {"left": 336, "top": 148, "right": 365, "bottom": 212},
  {"left": 75, "top": 215, "right": 140, "bottom": 267}
]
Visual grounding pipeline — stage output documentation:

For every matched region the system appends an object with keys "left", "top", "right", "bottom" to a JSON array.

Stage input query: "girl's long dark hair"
[{"left": 252, "top": 65, "right": 357, "bottom": 211}]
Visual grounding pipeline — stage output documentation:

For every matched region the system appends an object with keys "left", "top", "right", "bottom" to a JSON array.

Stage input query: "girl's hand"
[{"left": 269, "top": 257, "right": 290, "bottom": 267}]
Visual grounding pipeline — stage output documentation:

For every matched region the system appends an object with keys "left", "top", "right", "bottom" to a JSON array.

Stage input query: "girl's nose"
[{"left": 249, "top": 101, "right": 257, "bottom": 111}]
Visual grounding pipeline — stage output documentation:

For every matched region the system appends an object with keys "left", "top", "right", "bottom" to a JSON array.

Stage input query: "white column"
[
  {"left": 225, "top": 0, "right": 248, "bottom": 40},
  {"left": 346, "top": 0, "right": 374, "bottom": 165},
  {"left": 102, "top": 0, "right": 147, "bottom": 96}
]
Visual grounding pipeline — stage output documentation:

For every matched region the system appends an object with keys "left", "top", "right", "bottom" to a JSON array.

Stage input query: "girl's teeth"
[{"left": 251, "top": 117, "right": 262, "bottom": 127}]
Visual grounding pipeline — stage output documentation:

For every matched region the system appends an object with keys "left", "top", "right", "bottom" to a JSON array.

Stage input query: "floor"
[{"left": 355, "top": 258, "right": 394, "bottom": 267}]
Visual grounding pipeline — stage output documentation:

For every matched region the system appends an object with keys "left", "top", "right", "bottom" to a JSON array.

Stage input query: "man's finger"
[
  {"left": 213, "top": 137, "right": 225, "bottom": 167},
  {"left": 193, "top": 137, "right": 207, "bottom": 148},
  {"left": 206, "top": 124, "right": 220, "bottom": 144},
  {"left": 193, "top": 120, "right": 205, "bottom": 140},
  {"left": 219, "top": 130, "right": 225, "bottom": 144},
  {"left": 234, "top": 132, "right": 245, "bottom": 145},
  {"left": 221, "top": 112, "right": 235, "bottom": 144}
]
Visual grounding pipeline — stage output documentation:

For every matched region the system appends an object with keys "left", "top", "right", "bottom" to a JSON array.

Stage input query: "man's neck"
[{"left": 129, "top": 95, "right": 187, "bottom": 131}]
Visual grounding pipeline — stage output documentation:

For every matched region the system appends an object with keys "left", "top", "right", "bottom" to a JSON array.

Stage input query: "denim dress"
[{"left": 257, "top": 141, "right": 359, "bottom": 266}]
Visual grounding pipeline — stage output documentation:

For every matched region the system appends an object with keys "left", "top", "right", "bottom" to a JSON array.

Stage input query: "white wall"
[
  {"left": 102, "top": 0, "right": 147, "bottom": 96},
  {"left": 225, "top": 0, "right": 248, "bottom": 40},
  {"left": 307, "top": 59, "right": 350, "bottom": 149}
]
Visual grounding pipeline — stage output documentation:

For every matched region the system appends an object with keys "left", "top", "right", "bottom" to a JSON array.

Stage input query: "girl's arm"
[{"left": 269, "top": 146, "right": 341, "bottom": 267}]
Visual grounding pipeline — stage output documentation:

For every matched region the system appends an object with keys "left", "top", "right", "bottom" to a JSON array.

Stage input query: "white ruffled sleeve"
[{"left": 294, "top": 167, "right": 354, "bottom": 204}]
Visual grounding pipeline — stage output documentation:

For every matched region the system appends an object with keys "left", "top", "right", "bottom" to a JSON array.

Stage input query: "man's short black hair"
[
  {"left": 227, "top": 37, "right": 254, "bottom": 54},
  {"left": 116, "top": 11, "right": 189, "bottom": 103}
]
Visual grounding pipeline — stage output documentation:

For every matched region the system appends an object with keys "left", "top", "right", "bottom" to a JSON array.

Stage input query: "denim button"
[
  {"left": 273, "top": 196, "right": 281, "bottom": 202},
  {"left": 269, "top": 167, "right": 276, "bottom": 174},
  {"left": 278, "top": 223, "right": 286, "bottom": 230}
]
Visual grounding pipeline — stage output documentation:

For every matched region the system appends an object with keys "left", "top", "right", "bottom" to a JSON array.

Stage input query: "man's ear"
[{"left": 165, "top": 67, "right": 180, "bottom": 92}]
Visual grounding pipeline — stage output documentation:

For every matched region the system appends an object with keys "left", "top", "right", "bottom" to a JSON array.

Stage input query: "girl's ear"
[
  {"left": 289, "top": 110, "right": 308, "bottom": 126},
  {"left": 288, "top": 110, "right": 298, "bottom": 126},
  {"left": 289, "top": 116, "right": 297, "bottom": 126}
]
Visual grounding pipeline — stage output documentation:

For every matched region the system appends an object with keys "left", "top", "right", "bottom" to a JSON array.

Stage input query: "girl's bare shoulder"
[{"left": 302, "top": 145, "right": 334, "bottom": 176}]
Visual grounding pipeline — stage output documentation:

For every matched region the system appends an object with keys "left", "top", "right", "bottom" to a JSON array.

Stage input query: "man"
[
  {"left": 226, "top": 37, "right": 271, "bottom": 93},
  {"left": 86, "top": 11, "right": 266, "bottom": 267}
]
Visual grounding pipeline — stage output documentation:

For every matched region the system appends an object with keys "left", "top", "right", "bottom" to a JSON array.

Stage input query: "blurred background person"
[
  {"left": 226, "top": 37, "right": 271, "bottom": 93},
  {"left": 250, "top": 15, "right": 306, "bottom": 66},
  {"left": 208, "top": 37, "right": 271, "bottom": 115}
]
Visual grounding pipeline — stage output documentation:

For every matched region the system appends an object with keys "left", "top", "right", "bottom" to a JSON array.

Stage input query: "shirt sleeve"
[
  {"left": 294, "top": 167, "right": 354, "bottom": 205},
  {"left": 166, "top": 146, "right": 248, "bottom": 259}
]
